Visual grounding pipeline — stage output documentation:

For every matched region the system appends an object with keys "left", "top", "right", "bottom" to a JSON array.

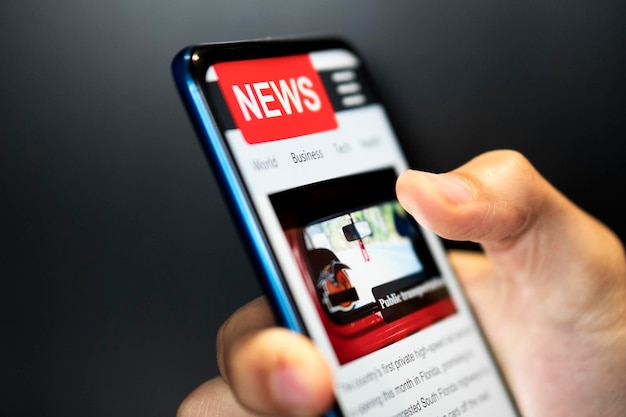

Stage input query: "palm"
[{"left": 450, "top": 238, "right": 626, "bottom": 417}]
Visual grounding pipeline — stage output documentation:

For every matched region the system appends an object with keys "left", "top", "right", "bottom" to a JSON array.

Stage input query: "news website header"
[{"left": 205, "top": 49, "right": 376, "bottom": 144}]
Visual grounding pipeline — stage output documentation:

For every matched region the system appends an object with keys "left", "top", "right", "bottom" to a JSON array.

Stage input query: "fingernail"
[
  {"left": 418, "top": 171, "right": 473, "bottom": 204},
  {"left": 271, "top": 366, "right": 310, "bottom": 409}
]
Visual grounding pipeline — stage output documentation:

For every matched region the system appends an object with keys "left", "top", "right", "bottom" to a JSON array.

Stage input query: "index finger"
[{"left": 216, "top": 297, "right": 334, "bottom": 416}]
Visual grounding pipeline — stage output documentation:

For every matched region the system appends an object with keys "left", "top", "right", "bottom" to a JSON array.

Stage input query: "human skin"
[{"left": 177, "top": 150, "right": 626, "bottom": 417}]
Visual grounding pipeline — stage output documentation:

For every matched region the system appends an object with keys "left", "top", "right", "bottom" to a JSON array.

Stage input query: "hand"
[{"left": 177, "top": 150, "right": 626, "bottom": 417}]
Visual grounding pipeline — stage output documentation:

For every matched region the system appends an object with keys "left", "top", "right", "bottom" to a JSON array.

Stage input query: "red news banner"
[{"left": 214, "top": 54, "right": 338, "bottom": 143}]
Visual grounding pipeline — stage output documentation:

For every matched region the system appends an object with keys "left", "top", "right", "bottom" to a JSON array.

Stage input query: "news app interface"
[{"left": 203, "top": 48, "right": 518, "bottom": 417}]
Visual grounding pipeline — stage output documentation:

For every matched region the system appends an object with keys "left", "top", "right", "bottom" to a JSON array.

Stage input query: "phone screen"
[{"left": 173, "top": 40, "right": 520, "bottom": 417}]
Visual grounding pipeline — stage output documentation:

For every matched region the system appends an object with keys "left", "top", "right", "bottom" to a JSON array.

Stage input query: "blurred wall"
[{"left": 2, "top": 1, "right": 624, "bottom": 416}]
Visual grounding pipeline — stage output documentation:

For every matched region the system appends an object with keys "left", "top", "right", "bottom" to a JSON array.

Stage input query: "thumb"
[
  {"left": 396, "top": 150, "right": 551, "bottom": 247},
  {"left": 396, "top": 150, "right": 623, "bottom": 293}
]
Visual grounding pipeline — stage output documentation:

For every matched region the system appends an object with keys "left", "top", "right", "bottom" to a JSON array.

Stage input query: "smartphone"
[{"left": 172, "top": 38, "right": 520, "bottom": 417}]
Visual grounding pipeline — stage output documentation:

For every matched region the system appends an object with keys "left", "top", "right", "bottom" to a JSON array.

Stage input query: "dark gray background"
[{"left": 2, "top": 1, "right": 624, "bottom": 416}]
